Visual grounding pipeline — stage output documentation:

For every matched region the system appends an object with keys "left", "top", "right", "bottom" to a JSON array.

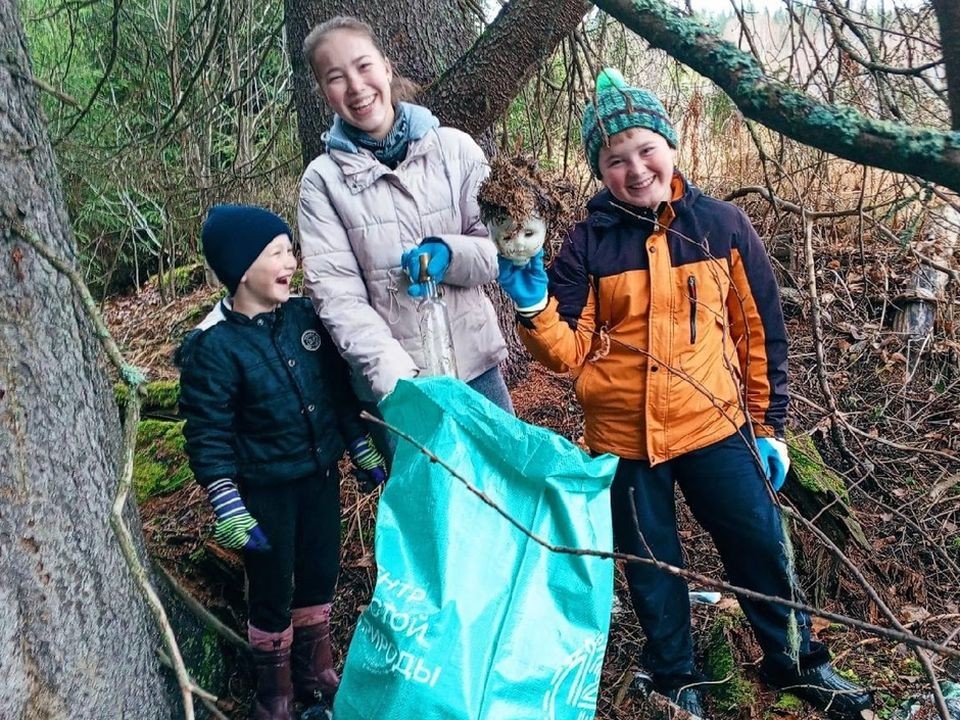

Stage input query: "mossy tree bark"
[
  {"left": 593, "top": 0, "right": 960, "bottom": 193},
  {"left": 0, "top": 6, "right": 176, "bottom": 718}
]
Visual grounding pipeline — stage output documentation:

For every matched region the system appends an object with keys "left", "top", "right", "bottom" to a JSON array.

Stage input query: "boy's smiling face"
[
  {"left": 598, "top": 127, "right": 676, "bottom": 209},
  {"left": 233, "top": 234, "right": 298, "bottom": 317}
]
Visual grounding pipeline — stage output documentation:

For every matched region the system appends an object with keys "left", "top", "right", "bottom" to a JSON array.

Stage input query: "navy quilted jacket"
[{"left": 178, "top": 297, "right": 366, "bottom": 488}]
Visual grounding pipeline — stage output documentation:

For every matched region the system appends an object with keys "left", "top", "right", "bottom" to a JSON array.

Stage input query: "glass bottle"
[{"left": 417, "top": 252, "right": 459, "bottom": 378}]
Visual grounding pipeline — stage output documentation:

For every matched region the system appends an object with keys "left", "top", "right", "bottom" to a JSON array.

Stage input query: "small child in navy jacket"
[{"left": 178, "top": 204, "right": 387, "bottom": 718}]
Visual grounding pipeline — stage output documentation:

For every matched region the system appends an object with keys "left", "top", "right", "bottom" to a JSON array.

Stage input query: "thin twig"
[
  {"left": 155, "top": 563, "right": 250, "bottom": 653},
  {"left": 360, "top": 410, "right": 960, "bottom": 661},
  {"left": 4, "top": 63, "right": 80, "bottom": 107}
]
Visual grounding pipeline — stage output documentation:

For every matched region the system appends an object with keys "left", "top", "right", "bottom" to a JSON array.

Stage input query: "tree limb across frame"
[{"left": 591, "top": 0, "right": 960, "bottom": 193}]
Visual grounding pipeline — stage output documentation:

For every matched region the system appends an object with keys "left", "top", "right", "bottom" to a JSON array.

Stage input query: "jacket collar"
[
  {"left": 326, "top": 130, "right": 444, "bottom": 194},
  {"left": 204, "top": 297, "right": 283, "bottom": 328},
  {"left": 323, "top": 103, "right": 441, "bottom": 194}
]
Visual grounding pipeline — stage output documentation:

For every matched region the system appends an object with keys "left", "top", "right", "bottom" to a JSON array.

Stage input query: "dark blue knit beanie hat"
[{"left": 201, "top": 204, "right": 292, "bottom": 295}]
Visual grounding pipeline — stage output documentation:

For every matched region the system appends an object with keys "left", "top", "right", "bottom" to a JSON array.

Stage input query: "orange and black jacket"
[{"left": 517, "top": 174, "right": 788, "bottom": 463}]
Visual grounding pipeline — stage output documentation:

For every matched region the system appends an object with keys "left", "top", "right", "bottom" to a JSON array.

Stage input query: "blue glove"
[
  {"left": 349, "top": 434, "right": 389, "bottom": 492},
  {"left": 497, "top": 249, "right": 548, "bottom": 311},
  {"left": 206, "top": 479, "right": 271, "bottom": 551},
  {"left": 402, "top": 238, "right": 451, "bottom": 297},
  {"left": 756, "top": 437, "right": 790, "bottom": 491}
]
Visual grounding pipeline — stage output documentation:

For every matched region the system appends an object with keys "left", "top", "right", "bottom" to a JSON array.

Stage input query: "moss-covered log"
[
  {"left": 703, "top": 610, "right": 757, "bottom": 710},
  {"left": 593, "top": 0, "right": 960, "bottom": 192},
  {"left": 134, "top": 420, "right": 193, "bottom": 502},
  {"left": 783, "top": 432, "right": 870, "bottom": 552},
  {"left": 116, "top": 379, "right": 181, "bottom": 417}
]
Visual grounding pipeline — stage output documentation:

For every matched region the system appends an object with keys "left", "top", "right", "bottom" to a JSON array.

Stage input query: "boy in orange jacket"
[{"left": 497, "top": 70, "right": 872, "bottom": 720}]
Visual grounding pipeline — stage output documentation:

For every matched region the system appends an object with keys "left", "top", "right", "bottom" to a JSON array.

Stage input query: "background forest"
[{"left": 2, "top": 0, "right": 959, "bottom": 718}]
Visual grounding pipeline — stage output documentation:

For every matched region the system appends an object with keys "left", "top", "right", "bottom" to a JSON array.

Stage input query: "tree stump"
[{"left": 892, "top": 206, "right": 958, "bottom": 342}]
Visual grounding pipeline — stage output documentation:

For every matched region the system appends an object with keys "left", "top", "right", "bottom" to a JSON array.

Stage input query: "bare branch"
[{"left": 360, "top": 409, "right": 960, "bottom": 661}]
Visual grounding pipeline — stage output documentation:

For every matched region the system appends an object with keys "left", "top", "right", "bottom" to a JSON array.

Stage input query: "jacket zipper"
[{"left": 688, "top": 275, "right": 698, "bottom": 344}]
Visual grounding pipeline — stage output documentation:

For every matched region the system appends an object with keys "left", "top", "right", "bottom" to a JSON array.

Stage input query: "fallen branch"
[
  {"left": 154, "top": 563, "right": 250, "bottom": 653},
  {"left": 360, "top": 410, "right": 960, "bottom": 661}
]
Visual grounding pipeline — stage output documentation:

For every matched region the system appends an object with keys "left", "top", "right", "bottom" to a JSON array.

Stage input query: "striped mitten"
[{"left": 206, "top": 479, "right": 271, "bottom": 551}]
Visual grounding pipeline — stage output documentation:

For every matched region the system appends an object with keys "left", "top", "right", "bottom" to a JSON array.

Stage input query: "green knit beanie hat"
[{"left": 581, "top": 68, "right": 677, "bottom": 178}]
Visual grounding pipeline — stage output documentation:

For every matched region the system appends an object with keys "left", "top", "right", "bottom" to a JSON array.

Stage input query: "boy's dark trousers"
[
  {"left": 611, "top": 428, "right": 815, "bottom": 688},
  {"left": 242, "top": 466, "right": 341, "bottom": 633}
]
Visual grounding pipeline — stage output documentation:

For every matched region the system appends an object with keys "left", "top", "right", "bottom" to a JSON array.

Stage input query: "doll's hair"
[{"left": 303, "top": 15, "right": 420, "bottom": 103}]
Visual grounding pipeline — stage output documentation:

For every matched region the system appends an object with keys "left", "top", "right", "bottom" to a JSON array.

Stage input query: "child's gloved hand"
[
  {"left": 206, "top": 478, "right": 271, "bottom": 551},
  {"left": 349, "top": 434, "right": 389, "bottom": 492},
  {"left": 402, "top": 238, "right": 451, "bottom": 297},
  {"left": 497, "top": 249, "right": 548, "bottom": 312},
  {"left": 756, "top": 437, "right": 790, "bottom": 491}
]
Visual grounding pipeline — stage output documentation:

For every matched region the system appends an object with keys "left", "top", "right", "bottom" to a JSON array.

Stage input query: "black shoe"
[
  {"left": 764, "top": 662, "right": 872, "bottom": 718},
  {"left": 631, "top": 673, "right": 709, "bottom": 719},
  {"left": 664, "top": 685, "right": 708, "bottom": 719}
]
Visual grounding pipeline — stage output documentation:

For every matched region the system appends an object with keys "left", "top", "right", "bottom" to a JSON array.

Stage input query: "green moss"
[
  {"left": 114, "top": 383, "right": 129, "bottom": 408},
  {"left": 772, "top": 693, "right": 804, "bottom": 712},
  {"left": 704, "top": 611, "right": 757, "bottom": 710},
  {"left": 133, "top": 419, "right": 193, "bottom": 501},
  {"left": 190, "top": 628, "right": 223, "bottom": 690},
  {"left": 116, "top": 380, "right": 180, "bottom": 414},
  {"left": 875, "top": 691, "right": 899, "bottom": 720},
  {"left": 901, "top": 657, "right": 923, "bottom": 675},
  {"left": 786, "top": 432, "right": 849, "bottom": 503},
  {"left": 147, "top": 380, "right": 180, "bottom": 412},
  {"left": 149, "top": 262, "right": 205, "bottom": 293}
]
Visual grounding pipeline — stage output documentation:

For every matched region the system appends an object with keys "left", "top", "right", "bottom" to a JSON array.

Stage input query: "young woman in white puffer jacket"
[{"left": 298, "top": 16, "right": 512, "bottom": 439}]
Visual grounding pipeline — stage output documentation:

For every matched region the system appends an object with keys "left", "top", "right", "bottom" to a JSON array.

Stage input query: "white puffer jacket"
[{"left": 298, "top": 124, "right": 507, "bottom": 401}]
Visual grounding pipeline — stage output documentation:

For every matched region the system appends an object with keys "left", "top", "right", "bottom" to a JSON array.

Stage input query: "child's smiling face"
[
  {"left": 234, "top": 234, "right": 298, "bottom": 317},
  {"left": 313, "top": 29, "right": 395, "bottom": 140},
  {"left": 598, "top": 127, "right": 676, "bottom": 209}
]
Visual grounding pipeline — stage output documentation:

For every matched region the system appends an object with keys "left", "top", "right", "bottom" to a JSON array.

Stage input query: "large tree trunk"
[
  {"left": 0, "top": 6, "right": 177, "bottom": 718},
  {"left": 423, "top": 0, "right": 589, "bottom": 135}
]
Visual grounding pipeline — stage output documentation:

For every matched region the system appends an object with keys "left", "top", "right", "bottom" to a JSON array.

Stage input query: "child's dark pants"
[
  {"left": 243, "top": 466, "right": 341, "bottom": 633},
  {"left": 611, "top": 428, "right": 814, "bottom": 688}
]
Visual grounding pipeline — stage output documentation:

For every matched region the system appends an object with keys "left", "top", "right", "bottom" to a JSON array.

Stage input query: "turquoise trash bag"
[{"left": 333, "top": 377, "right": 618, "bottom": 720}]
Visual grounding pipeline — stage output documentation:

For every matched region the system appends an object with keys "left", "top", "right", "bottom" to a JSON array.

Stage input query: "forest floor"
[{"left": 104, "top": 247, "right": 960, "bottom": 719}]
